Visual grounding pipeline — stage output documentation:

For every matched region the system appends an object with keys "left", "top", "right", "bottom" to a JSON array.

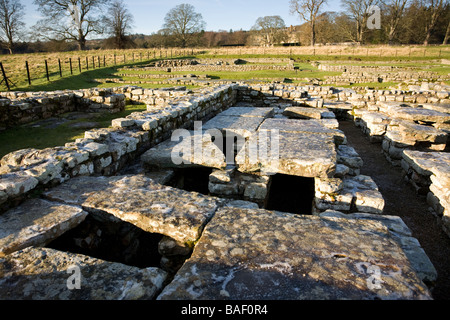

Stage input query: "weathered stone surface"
[
  {"left": 402, "top": 150, "right": 450, "bottom": 177},
  {"left": 157, "top": 207, "right": 432, "bottom": 300},
  {"left": 0, "top": 199, "right": 87, "bottom": 257},
  {"left": 0, "top": 247, "right": 167, "bottom": 300},
  {"left": 142, "top": 132, "right": 226, "bottom": 170},
  {"left": 396, "top": 120, "right": 448, "bottom": 144},
  {"left": 45, "top": 174, "right": 218, "bottom": 244},
  {"left": 218, "top": 107, "right": 274, "bottom": 118},
  {"left": 319, "top": 210, "right": 437, "bottom": 283},
  {"left": 379, "top": 103, "right": 450, "bottom": 124},
  {"left": 82, "top": 175, "right": 218, "bottom": 244},
  {"left": 337, "top": 145, "right": 363, "bottom": 175},
  {"left": 283, "top": 106, "right": 335, "bottom": 119},
  {"left": 236, "top": 131, "right": 336, "bottom": 178},
  {"left": 202, "top": 115, "right": 264, "bottom": 139},
  {"left": 43, "top": 175, "right": 117, "bottom": 205},
  {"left": 0, "top": 172, "right": 39, "bottom": 198},
  {"left": 259, "top": 118, "right": 346, "bottom": 145},
  {"left": 314, "top": 175, "right": 384, "bottom": 214}
]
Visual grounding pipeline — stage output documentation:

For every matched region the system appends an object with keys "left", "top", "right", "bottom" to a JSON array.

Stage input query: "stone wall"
[
  {"left": 0, "top": 84, "right": 237, "bottom": 213},
  {"left": 0, "top": 88, "right": 126, "bottom": 129}
]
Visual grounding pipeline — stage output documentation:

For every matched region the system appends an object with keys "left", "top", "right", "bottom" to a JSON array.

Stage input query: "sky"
[{"left": 21, "top": 0, "right": 343, "bottom": 35}]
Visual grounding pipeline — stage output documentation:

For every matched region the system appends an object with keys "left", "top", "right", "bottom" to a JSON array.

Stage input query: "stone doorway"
[{"left": 265, "top": 174, "right": 315, "bottom": 215}]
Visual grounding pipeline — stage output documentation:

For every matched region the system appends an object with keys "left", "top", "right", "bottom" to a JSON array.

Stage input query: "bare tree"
[
  {"left": 162, "top": 3, "right": 206, "bottom": 48},
  {"left": 251, "top": 16, "right": 287, "bottom": 46},
  {"left": 33, "top": 0, "right": 110, "bottom": 51},
  {"left": 422, "top": 0, "right": 445, "bottom": 45},
  {"left": 0, "top": 0, "right": 25, "bottom": 54},
  {"left": 444, "top": 20, "right": 450, "bottom": 45},
  {"left": 381, "top": 0, "right": 409, "bottom": 44},
  {"left": 290, "top": 0, "right": 327, "bottom": 46},
  {"left": 341, "top": 0, "right": 379, "bottom": 43},
  {"left": 103, "top": 0, "right": 134, "bottom": 49}
]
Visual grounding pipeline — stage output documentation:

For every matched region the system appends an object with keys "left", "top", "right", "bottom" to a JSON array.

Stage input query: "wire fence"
[{"left": 0, "top": 45, "right": 448, "bottom": 91}]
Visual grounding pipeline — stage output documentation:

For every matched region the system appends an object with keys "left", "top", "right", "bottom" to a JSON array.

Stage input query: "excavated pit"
[
  {"left": 265, "top": 174, "right": 315, "bottom": 215},
  {"left": 46, "top": 211, "right": 165, "bottom": 269},
  {"left": 166, "top": 167, "right": 213, "bottom": 195}
]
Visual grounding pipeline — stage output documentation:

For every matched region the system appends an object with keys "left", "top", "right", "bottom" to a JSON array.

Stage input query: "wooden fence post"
[
  {"left": 45, "top": 60, "right": 50, "bottom": 81},
  {"left": 92, "top": 56, "right": 95, "bottom": 69},
  {"left": 86, "top": 57, "right": 89, "bottom": 70},
  {"left": 58, "top": 58, "right": 62, "bottom": 77},
  {"left": 25, "top": 61, "right": 31, "bottom": 85},
  {"left": 78, "top": 57, "right": 81, "bottom": 73},
  {"left": 0, "top": 62, "right": 10, "bottom": 90},
  {"left": 69, "top": 58, "right": 73, "bottom": 75}
]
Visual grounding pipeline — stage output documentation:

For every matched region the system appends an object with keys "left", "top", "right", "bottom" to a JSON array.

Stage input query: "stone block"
[
  {"left": 158, "top": 207, "right": 432, "bottom": 300},
  {"left": 0, "top": 199, "right": 87, "bottom": 257},
  {"left": 0, "top": 247, "right": 167, "bottom": 300}
]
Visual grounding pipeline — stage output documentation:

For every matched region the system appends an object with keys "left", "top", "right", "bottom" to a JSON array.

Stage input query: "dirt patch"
[{"left": 339, "top": 120, "right": 450, "bottom": 300}]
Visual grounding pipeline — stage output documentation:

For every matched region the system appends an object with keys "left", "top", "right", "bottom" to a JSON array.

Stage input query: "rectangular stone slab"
[
  {"left": 157, "top": 207, "right": 432, "bottom": 300},
  {"left": 258, "top": 118, "right": 346, "bottom": 145},
  {"left": 141, "top": 132, "right": 226, "bottom": 169},
  {"left": 218, "top": 107, "right": 274, "bottom": 118},
  {"left": 202, "top": 116, "right": 264, "bottom": 138},
  {"left": 81, "top": 175, "right": 218, "bottom": 244},
  {"left": 259, "top": 118, "right": 337, "bottom": 135},
  {"left": 0, "top": 247, "right": 167, "bottom": 300},
  {"left": 236, "top": 131, "right": 336, "bottom": 178},
  {"left": 380, "top": 105, "right": 450, "bottom": 124},
  {"left": 283, "top": 106, "right": 335, "bottom": 119},
  {"left": 0, "top": 199, "right": 87, "bottom": 257}
]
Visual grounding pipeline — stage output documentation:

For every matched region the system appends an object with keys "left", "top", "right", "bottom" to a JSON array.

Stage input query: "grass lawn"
[{"left": 0, "top": 103, "right": 147, "bottom": 158}]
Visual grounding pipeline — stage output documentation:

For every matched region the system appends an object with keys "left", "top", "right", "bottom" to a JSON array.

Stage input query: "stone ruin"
[{"left": 1, "top": 81, "right": 448, "bottom": 300}]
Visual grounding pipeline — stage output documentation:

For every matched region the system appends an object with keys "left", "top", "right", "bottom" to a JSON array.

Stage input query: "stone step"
[
  {"left": 157, "top": 207, "right": 432, "bottom": 300},
  {"left": 0, "top": 199, "right": 87, "bottom": 257},
  {"left": 0, "top": 247, "right": 167, "bottom": 300}
]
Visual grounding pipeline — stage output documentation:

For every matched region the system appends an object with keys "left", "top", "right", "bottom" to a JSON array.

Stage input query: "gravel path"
[{"left": 339, "top": 120, "right": 450, "bottom": 300}]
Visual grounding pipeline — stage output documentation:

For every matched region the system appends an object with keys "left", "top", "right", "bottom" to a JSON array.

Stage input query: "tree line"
[{"left": 0, "top": 0, "right": 448, "bottom": 55}]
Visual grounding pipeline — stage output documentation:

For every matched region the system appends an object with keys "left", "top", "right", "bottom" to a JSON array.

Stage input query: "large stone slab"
[
  {"left": 402, "top": 150, "right": 450, "bottom": 178},
  {"left": 157, "top": 207, "right": 432, "bottom": 300},
  {"left": 319, "top": 211, "right": 437, "bottom": 283},
  {"left": 379, "top": 103, "right": 450, "bottom": 124},
  {"left": 395, "top": 120, "right": 448, "bottom": 144},
  {"left": 72, "top": 175, "right": 219, "bottom": 244},
  {"left": 0, "top": 199, "right": 87, "bottom": 257},
  {"left": 202, "top": 116, "right": 264, "bottom": 139},
  {"left": 218, "top": 107, "right": 274, "bottom": 118},
  {"left": 141, "top": 131, "right": 226, "bottom": 170},
  {"left": 258, "top": 118, "right": 346, "bottom": 145},
  {"left": 0, "top": 247, "right": 167, "bottom": 300},
  {"left": 283, "top": 106, "right": 335, "bottom": 119},
  {"left": 236, "top": 131, "right": 336, "bottom": 178}
]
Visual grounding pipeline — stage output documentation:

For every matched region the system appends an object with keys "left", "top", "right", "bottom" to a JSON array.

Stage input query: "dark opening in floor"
[
  {"left": 265, "top": 174, "right": 315, "bottom": 215},
  {"left": 167, "top": 167, "right": 213, "bottom": 195},
  {"left": 46, "top": 212, "right": 164, "bottom": 269}
]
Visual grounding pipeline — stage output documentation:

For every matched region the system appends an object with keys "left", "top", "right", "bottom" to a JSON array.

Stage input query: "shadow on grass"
[
  {"left": 0, "top": 104, "right": 147, "bottom": 158},
  {"left": 10, "top": 59, "right": 167, "bottom": 92}
]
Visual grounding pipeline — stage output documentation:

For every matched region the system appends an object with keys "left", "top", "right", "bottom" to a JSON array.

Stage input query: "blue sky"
[{"left": 21, "top": 0, "right": 343, "bottom": 35}]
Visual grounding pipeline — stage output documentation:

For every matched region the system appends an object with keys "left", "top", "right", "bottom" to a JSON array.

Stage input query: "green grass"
[{"left": 0, "top": 103, "right": 147, "bottom": 158}]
